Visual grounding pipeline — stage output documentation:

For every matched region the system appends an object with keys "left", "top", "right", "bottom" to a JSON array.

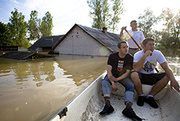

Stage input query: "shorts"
[{"left": 138, "top": 72, "right": 166, "bottom": 85}]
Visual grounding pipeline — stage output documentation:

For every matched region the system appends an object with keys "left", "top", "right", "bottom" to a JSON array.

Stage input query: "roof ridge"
[
  {"left": 77, "top": 24, "right": 119, "bottom": 43},
  {"left": 76, "top": 24, "right": 119, "bottom": 35}
]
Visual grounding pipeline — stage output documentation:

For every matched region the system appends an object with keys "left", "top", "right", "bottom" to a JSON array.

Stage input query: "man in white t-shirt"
[
  {"left": 131, "top": 38, "right": 180, "bottom": 108},
  {"left": 120, "top": 20, "right": 145, "bottom": 55}
]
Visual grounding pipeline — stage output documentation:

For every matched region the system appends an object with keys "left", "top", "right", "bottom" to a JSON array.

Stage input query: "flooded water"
[
  {"left": 0, "top": 55, "right": 179, "bottom": 121},
  {"left": 0, "top": 55, "right": 107, "bottom": 121}
]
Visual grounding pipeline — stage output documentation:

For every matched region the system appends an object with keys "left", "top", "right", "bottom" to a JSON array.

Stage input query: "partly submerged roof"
[
  {"left": 53, "top": 24, "right": 120, "bottom": 52},
  {"left": 29, "top": 35, "right": 64, "bottom": 51}
]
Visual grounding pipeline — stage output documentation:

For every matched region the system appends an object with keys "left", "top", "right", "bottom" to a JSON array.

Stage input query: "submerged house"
[
  {"left": 52, "top": 24, "right": 120, "bottom": 56},
  {"left": 29, "top": 35, "right": 64, "bottom": 53}
]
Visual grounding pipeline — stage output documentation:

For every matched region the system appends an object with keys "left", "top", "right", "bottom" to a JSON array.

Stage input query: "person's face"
[
  {"left": 119, "top": 43, "right": 129, "bottom": 54},
  {"left": 130, "top": 22, "right": 137, "bottom": 30},
  {"left": 144, "top": 41, "right": 155, "bottom": 51}
]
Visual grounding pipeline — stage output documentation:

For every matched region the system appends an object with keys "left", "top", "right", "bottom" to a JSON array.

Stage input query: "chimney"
[{"left": 102, "top": 27, "right": 107, "bottom": 33}]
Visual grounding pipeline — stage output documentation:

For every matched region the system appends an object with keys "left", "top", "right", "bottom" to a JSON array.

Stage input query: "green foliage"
[
  {"left": 160, "top": 9, "right": 180, "bottom": 38},
  {"left": 40, "top": 12, "right": 53, "bottom": 37},
  {"left": 138, "top": 9, "right": 160, "bottom": 38},
  {"left": 0, "top": 9, "right": 53, "bottom": 48},
  {"left": 0, "top": 22, "right": 11, "bottom": 46},
  {"left": 102, "top": 0, "right": 111, "bottom": 28},
  {"left": 158, "top": 9, "right": 180, "bottom": 56},
  {"left": 87, "top": 0, "right": 123, "bottom": 31},
  {"left": 157, "top": 32, "right": 180, "bottom": 56},
  {"left": 88, "top": 0, "right": 103, "bottom": 29},
  {"left": 138, "top": 8, "right": 180, "bottom": 56},
  {"left": 28, "top": 10, "right": 40, "bottom": 41},
  {"left": 8, "top": 9, "right": 29, "bottom": 48},
  {"left": 111, "top": 0, "right": 123, "bottom": 32}
]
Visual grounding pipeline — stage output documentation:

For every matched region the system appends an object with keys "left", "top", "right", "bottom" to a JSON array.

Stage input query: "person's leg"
[
  {"left": 130, "top": 71, "right": 143, "bottom": 95},
  {"left": 149, "top": 74, "right": 169, "bottom": 96},
  {"left": 130, "top": 71, "right": 145, "bottom": 106},
  {"left": 101, "top": 75, "right": 112, "bottom": 101},
  {"left": 142, "top": 73, "right": 168, "bottom": 108},
  {"left": 100, "top": 75, "right": 114, "bottom": 115},
  {"left": 120, "top": 77, "right": 134, "bottom": 105},
  {"left": 120, "top": 77, "right": 142, "bottom": 121}
]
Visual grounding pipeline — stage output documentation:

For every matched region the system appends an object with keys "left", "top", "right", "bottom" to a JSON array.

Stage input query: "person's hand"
[
  {"left": 121, "top": 26, "right": 127, "bottom": 31},
  {"left": 170, "top": 80, "right": 180, "bottom": 92},
  {"left": 111, "top": 81, "right": 118, "bottom": 92},
  {"left": 114, "top": 77, "right": 120, "bottom": 82},
  {"left": 144, "top": 50, "right": 152, "bottom": 57}
]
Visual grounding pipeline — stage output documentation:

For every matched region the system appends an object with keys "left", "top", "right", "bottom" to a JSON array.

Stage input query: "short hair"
[
  {"left": 142, "top": 38, "right": 155, "bottom": 46},
  {"left": 130, "top": 20, "right": 137, "bottom": 24},
  {"left": 118, "top": 41, "right": 127, "bottom": 49}
]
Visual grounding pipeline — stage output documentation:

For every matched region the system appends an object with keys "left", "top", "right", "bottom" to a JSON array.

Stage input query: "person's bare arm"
[
  {"left": 119, "top": 27, "right": 126, "bottom": 40},
  {"left": 116, "top": 70, "right": 130, "bottom": 81},
  {"left": 107, "top": 65, "right": 117, "bottom": 82},
  {"left": 140, "top": 43, "right": 144, "bottom": 49},
  {"left": 133, "top": 50, "right": 152, "bottom": 71},
  {"left": 160, "top": 62, "right": 180, "bottom": 92},
  {"left": 107, "top": 65, "right": 118, "bottom": 91}
]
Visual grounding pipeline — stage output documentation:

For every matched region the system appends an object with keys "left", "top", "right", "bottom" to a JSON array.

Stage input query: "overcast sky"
[{"left": 0, "top": 0, "right": 179, "bottom": 35}]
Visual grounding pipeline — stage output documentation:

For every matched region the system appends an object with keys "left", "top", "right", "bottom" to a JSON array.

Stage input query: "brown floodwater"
[{"left": 0, "top": 55, "right": 107, "bottom": 121}]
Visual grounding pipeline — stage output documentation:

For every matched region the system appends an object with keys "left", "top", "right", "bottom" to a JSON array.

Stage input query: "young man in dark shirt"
[{"left": 100, "top": 41, "right": 142, "bottom": 121}]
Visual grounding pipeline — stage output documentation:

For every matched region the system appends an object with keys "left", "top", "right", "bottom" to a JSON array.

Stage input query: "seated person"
[
  {"left": 131, "top": 38, "right": 180, "bottom": 108},
  {"left": 100, "top": 41, "right": 142, "bottom": 121}
]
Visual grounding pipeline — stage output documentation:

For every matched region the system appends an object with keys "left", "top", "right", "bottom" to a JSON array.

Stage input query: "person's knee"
[
  {"left": 130, "top": 71, "right": 141, "bottom": 84},
  {"left": 101, "top": 78, "right": 111, "bottom": 93},
  {"left": 101, "top": 78, "right": 109, "bottom": 86},
  {"left": 126, "top": 82, "right": 135, "bottom": 92},
  {"left": 130, "top": 71, "right": 139, "bottom": 79}
]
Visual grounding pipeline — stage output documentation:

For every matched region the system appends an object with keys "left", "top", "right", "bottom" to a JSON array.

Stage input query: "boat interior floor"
[
  {"left": 99, "top": 95, "right": 162, "bottom": 121},
  {"left": 82, "top": 94, "right": 162, "bottom": 121},
  {"left": 82, "top": 86, "right": 180, "bottom": 121}
]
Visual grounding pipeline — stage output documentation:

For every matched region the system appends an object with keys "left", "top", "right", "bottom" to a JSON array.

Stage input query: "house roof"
[
  {"left": 29, "top": 35, "right": 64, "bottom": 51},
  {"left": 52, "top": 24, "right": 120, "bottom": 52}
]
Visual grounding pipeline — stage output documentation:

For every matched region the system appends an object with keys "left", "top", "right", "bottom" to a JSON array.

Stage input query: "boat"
[{"left": 49, "top": 72, "right": 180, "bottom": 121}]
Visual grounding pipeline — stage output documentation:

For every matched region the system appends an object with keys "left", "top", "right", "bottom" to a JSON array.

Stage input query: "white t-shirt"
[
  {"left": 123, "top": 30, "right": 145, "bottom": 48},
  {"left": 133, "top": 50, "right": 166, "bottom": 74}
]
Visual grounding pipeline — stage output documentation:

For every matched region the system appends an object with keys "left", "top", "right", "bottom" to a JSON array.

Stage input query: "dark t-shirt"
[{"left": 107, "top": 52, "right": 133, "bottom": 78}]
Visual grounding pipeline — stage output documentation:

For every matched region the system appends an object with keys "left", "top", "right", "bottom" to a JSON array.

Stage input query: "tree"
[
  {"left": 111, "top": 0, "right": 123, "bottom": 32},
  {"left": 28, "top": 10, "right": 40, "bottom": 41},
  {"left": 157, "top": 9, "right": 180, "bottom": 56},
  {"left": 40, "top": 12, "right": 53, "bottom": 37},
  {"left": 138, "top": 9, "right": 159, "bottom": 38},
  {"left": 102, "top": 0, "right": 111, "bottom": 28},
  {"left": 87, "top": 0, "right": 123, "bottom": 31},
  {"left": 87, "top": 0, "right": 103, "bottom": 29},
  {"left": 160, "top": 9, "right": 180, "bottom": 38},
  {"left": 0, "top": 22, "right": 11, "bottom": 46},
  {"left": 8, "top": 9, "right": 29, "bottom": 48}
]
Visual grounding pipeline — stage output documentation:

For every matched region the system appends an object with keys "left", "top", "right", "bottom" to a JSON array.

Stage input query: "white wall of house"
[{"left": 54, "top": 26, "right": 111, "bottom": 56}]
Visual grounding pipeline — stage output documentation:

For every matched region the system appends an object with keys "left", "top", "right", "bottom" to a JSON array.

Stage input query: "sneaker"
[
  {"left": 122, "top": 107, "right": 142, "bottom": 121},
  {"left": 99, "top": 104, "right": 114, "bottom": 115},
  {"left": 137, "top": 96, "right": 144, "bottom": 106},
  {"left": 144, "top": 96, "right": 158, "bottom": 108}
]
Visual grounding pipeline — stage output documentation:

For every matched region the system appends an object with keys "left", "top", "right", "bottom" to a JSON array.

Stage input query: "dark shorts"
[{"left": 138, "top": 73, "right": 166, "bottom": 85}]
